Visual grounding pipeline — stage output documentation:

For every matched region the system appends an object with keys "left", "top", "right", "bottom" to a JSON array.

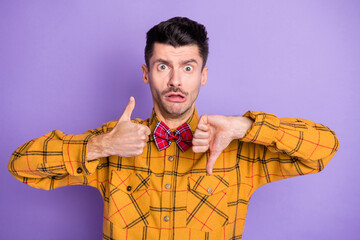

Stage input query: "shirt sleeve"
[
  {"left": 8, "top": 123, "right": 111, "bottom": 191},
  {"left": 238, "top": 111, "right": 340, "bottom": 188}
]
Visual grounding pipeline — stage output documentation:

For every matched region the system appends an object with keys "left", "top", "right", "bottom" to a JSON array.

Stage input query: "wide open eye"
[
  {"left": 158, "top": 64, "right": 168, "bottom": 70},
  {"left": 184, "top": 65, "right": 193, "bottom": 72}
]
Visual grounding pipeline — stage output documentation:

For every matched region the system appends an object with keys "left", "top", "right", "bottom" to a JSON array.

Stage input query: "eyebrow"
[
  {"left": 152, "top": 58, "right": 199, "bottom": 67},
  {"left": 181, "top": 59, "right": 198, "bottom": 65},
  {"left": 152, "top": 58, "right": 171, "bottom": 66}
]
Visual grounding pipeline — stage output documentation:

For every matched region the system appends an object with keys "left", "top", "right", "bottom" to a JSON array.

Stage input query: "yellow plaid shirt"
[{"left": 9, "top": 108, "right": 340, "bottom": 240}]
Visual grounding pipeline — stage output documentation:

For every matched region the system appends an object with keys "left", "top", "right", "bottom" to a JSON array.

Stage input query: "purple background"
[{"left": 1, "top": 1, "right": 358, "bottom": 239}]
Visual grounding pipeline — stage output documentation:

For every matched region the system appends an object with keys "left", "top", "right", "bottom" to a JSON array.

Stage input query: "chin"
[
  {"left": 165, "top": 105, "right": 192, "bottom": 118},
  {"left": 165, "top": 108, "right": 184, "bottom": 118}
]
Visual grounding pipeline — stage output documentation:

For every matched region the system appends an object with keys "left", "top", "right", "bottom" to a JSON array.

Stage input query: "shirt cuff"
[
  {"left": 62, "top": 133, "right": 99, "bottom": 176},
  {"left": 240, "top": 111, "right": 280, "bottom": 146}
]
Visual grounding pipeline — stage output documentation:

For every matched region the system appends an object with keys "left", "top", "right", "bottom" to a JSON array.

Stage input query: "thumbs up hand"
[
  {"left": 87, "top": 97, "right": 151, "bottom": 160},
  {"left": 192, "top": 115, "right": 254, "bottom": 175}
]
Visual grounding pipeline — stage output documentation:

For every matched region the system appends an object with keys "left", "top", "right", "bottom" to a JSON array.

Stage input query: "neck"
[{"left": 154, "top": 105, "right": 195, "bottom": 129}]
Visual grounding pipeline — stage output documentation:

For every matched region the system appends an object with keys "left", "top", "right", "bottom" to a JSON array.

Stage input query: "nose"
[{"left": 167, "top": 68, "right": 182, "bottom": 87}]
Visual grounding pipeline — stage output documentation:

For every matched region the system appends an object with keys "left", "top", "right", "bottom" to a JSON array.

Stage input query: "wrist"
[
  {"left": 87, "top": 133, "right": 109, "bottom": 161},
  {"left": 229, "top": 116, "right": 254, "bottom": 140}
]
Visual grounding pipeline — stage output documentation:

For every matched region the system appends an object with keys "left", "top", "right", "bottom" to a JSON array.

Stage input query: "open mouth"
[{"left": 165, "top": 92, "right": 186, "bottom": 102}]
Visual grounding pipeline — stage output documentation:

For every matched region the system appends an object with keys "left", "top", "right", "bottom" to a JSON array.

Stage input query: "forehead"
[{"left": 150, "top": 43, "right": 202, "bottom": 65}]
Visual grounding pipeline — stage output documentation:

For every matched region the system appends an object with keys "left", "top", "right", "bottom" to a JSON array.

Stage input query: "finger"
[
  {"left": 141, "top": 130, "right": 149, "bottom": 144},
  {"left": 143, "top": 126, "right": 151, "bottom": 136},
  {"left": 137, "top": 125, "right": 151, "bottom": 142},
  {"left": 119, "top": 96, "right": 135, "bottom": 122},
  {"left": 207, "top": 150, "right": 221, "bottom": 175},
  {"left": 197, "top": 115, "right": 209, "bottom": 131},
  {"left": 140, "top": 140, "right": 147, "bottom": 148},
  {"left": 193, "top": 129, "right": 210, "bottom": 139},
  {"left": 206, "top": 114, "right": 225, "bottom": 127},
  {"left": 192, "top": 138, "right": 209, "bottom": 146},
  {"left": 192, "top": 145, "right": 209, "bottom": 153}
]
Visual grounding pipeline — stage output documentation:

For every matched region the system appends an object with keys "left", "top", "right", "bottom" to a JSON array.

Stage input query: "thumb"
[
  {"left": 119, "top": 96, "right": 135, "bottom": 122},
  {"left": 207, "top": 149, "right": 221, "bottom": 175}
]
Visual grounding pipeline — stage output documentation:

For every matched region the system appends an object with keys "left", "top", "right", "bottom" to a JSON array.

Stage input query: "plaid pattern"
[
  {"left": 8, "top": 108, "right": 340, "bottom": 240},
  {"left": 153, "top": 121, "right": 193, "bottom": 152}
]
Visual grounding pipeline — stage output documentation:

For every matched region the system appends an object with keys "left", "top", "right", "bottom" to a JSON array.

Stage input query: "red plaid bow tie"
[{"left": 153, "top": 121, "right": 193, "bottom": 152}]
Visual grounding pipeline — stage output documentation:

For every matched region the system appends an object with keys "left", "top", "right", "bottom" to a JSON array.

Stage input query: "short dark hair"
[{"left": 145, "top": 17, "right": 209, "bottom": 69}]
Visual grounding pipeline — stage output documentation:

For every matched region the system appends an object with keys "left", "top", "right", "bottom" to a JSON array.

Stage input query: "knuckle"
[
  {"left": 192, "top": 146, "right": 205, "bottom": 153},
  {"left": 140, "top": 125, "right": 148, "bottom": 130},
  {"left": 193, "top": 131, "right": 200, "bottom": 138},
  {"left": 141, "top": 126, "right": 150, "bottom": 135},
  {"left": 135, "top": 123, "right": 144, "bottom": 130}
]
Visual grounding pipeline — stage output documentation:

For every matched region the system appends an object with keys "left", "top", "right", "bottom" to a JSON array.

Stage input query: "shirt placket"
[{"left": 159, "top": 140, "right": 177, "bottom": 240}]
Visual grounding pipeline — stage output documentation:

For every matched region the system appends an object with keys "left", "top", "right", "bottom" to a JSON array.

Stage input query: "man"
[{"left": 9, "top": 17, "right": 339, "bottom": 239}]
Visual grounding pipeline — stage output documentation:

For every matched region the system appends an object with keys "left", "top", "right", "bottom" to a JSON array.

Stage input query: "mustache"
[{"left": 161, "top": 87, "right": 188, "bottom": 96}]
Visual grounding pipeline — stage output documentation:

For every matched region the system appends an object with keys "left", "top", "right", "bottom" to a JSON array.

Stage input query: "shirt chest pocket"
[
  {"left": 108, "top": 170, "right": 151, "bottom": 229},
  {"left": 186, "top": 174, "right": 229, "bottom": 232}
]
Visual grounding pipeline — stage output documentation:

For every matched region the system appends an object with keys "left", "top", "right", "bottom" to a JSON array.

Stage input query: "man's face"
[{"left": 142, "top": 43, "right": 208, "bottom": 120}]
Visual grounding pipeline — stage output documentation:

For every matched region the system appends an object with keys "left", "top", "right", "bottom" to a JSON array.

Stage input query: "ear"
[
  {"left": 200, "top": 66, "right": 208, "bottom": 86},
  {"left": 141, "top": 64, "right": 149, "bottom": 84}
]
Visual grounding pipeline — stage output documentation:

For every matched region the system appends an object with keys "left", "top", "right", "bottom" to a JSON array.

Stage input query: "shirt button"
[
  {"left": 127, "top": 186, "right": 132, "bottom": 192},
  {"left": 163, "top": 216, "right": 170, "bottom": 222},
  {"left": 76, "top": 167, "right": 82, "bottom": 174},
  {"left": 168, "top": 156, "right": 174, "bottom": 162},
  {"left": 164, "top": 183, "right": 171, "bottom": 189},
  {"left": 207, "top": 187, "right": 213, "bottom": 194}
]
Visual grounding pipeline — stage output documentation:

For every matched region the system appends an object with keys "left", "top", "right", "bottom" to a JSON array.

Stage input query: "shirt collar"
[{"left": 149, "top": 107, "right": 199, "bottom": 134}]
